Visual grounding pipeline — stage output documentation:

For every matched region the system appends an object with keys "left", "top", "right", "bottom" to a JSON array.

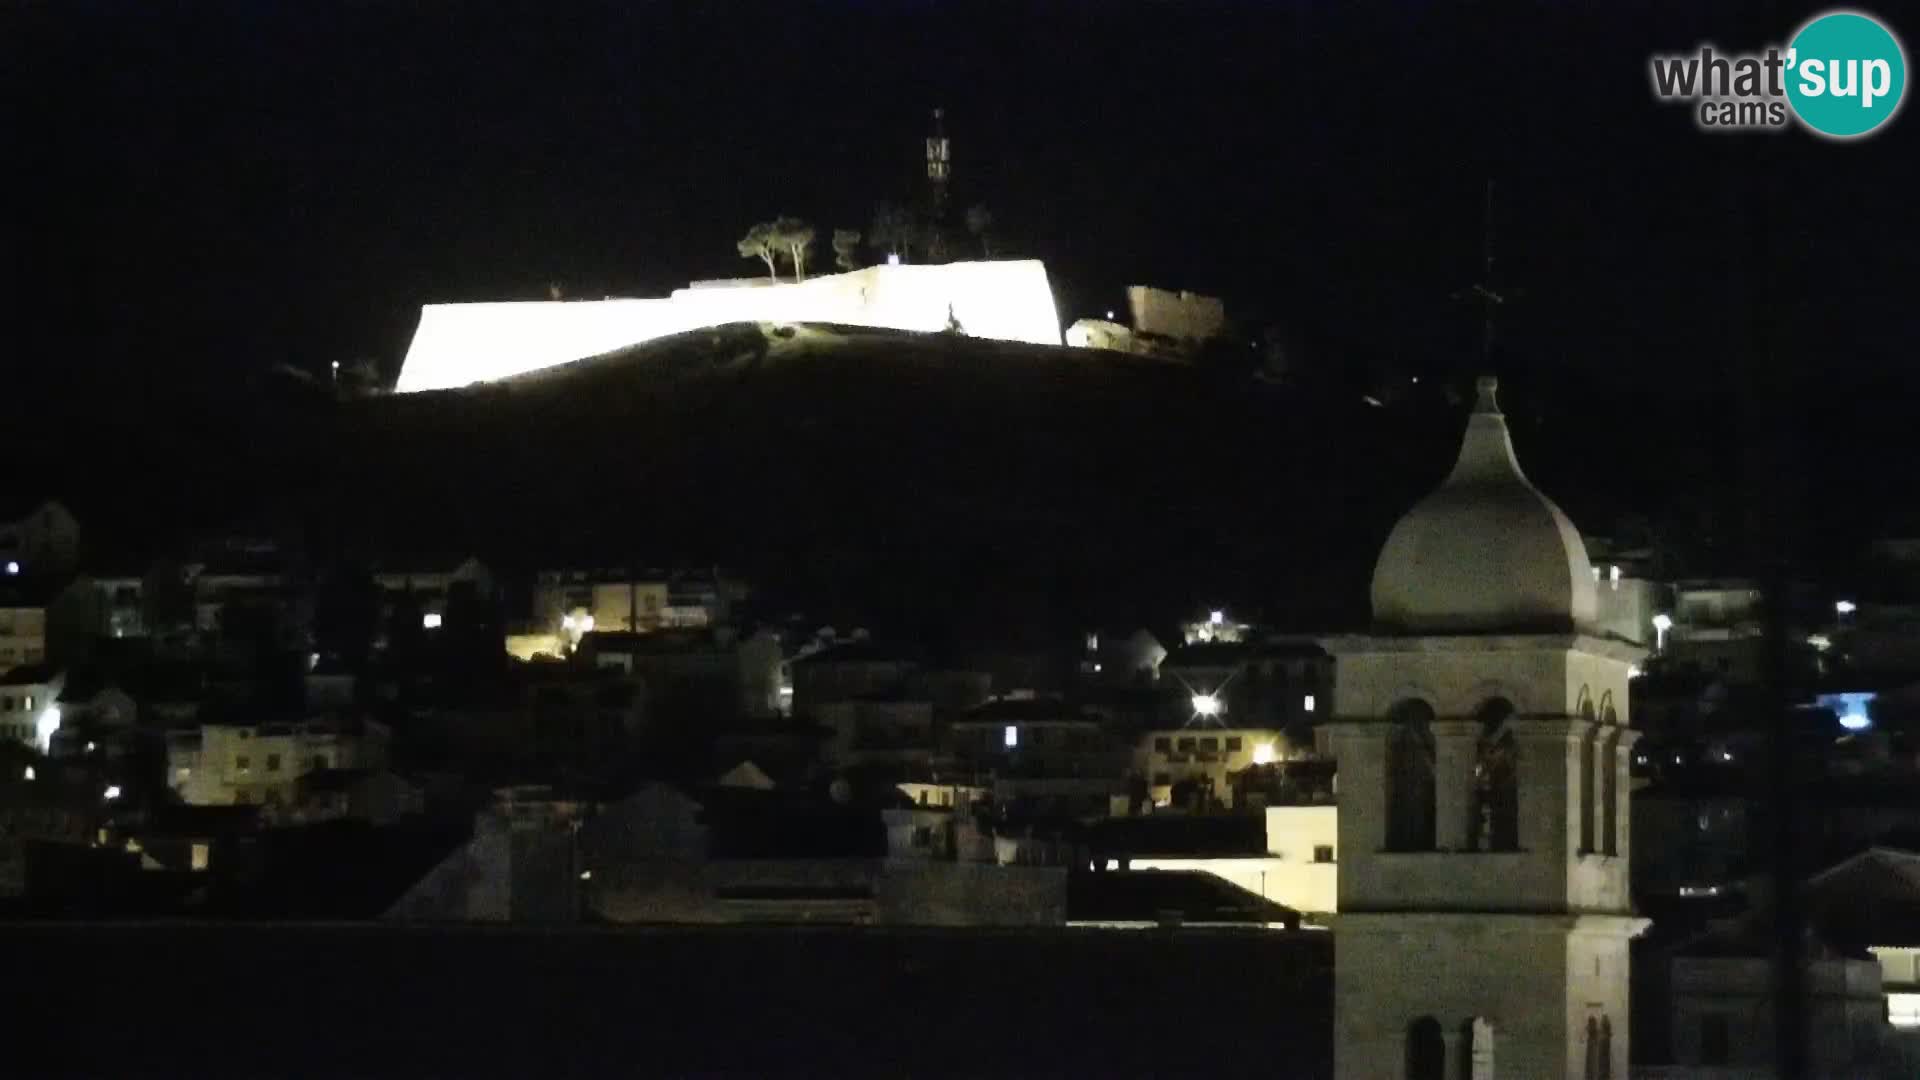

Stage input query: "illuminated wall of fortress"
[{"left": 393, "top": 259, "right": 1064, "bottom": 393}]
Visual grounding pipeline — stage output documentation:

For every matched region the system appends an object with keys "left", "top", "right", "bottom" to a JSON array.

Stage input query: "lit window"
[
  {"left": 1890, "top": 994, "right": 1920, "bottom": 1029},
  {"left": 1003, "top": 725, "right": 1018, "bottom": 749},
  {"left": 1251, "top": 743, "right": 1277, "bottom": 765},
  {"left": 422, "top": 612, "right": 443, "bottom": 630},
  {"left": 190, "top": 843, "right": 210, "bottom": 871},
  {"left": 1303, "top": 694, "right": 1316, "bottom": 712}
]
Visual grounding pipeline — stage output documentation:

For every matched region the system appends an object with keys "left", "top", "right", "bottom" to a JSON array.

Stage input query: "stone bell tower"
[{"left": 1324, "top": 376, "right": 1648, "bottom": 1079}]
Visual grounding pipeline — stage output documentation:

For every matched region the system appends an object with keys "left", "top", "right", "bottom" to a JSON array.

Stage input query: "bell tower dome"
[{"left": 1370, "top": 376, "right": 1598, "bottom": 635}]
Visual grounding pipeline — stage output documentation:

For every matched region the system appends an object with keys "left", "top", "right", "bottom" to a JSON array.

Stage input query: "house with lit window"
[
  {"left": 0, "top": 664, "right": 62, "bottom": 751},
  {"left": 372, "top": 555, "right": 494, "bottom": 629},
  {"left": 943, "top": 693, "right": 1130, "bottom": 818},
  {"left": 1157, "top": 638, "right": 1332, "bottom": 738},
  {"left": 530, "top": 566, "right": 746, "bottom": 645},
  {"left": 1134, "top": 726, "right": 1291, "bottom": 809}
]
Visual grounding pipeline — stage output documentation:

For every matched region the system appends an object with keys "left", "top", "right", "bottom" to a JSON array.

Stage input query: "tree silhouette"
[
  {"left": 965, "top": 204, "right": 994, "bottom": 257},
  {"left": 832, "top": 228, "right": 863, "bottom": 272},
  {"left": 772, "top": 216, "right": 816, "bottom": 282},
  {"left": 737, "top": 222, "right": 781, "bottom": 281}
]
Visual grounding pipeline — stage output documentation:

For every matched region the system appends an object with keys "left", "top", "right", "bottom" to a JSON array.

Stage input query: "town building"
[
  {"left": 1324, "top": 377, "right": 1645, "bottom": 1078},
  {"left": 0, "top": 665, "right": 62, "bottom": 752},
  {"left": 1135, "top": 726, "right": 1289, "bottom": 809},
  {"left": 0, "top": 499, "right": 80, "bottom": 583},
  {"left": 167, "top": 718, "right": 390, "bottom": 809}
]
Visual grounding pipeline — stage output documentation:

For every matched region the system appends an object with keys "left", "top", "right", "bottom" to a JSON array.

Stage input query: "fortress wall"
[{"left": 395, "top": 260, "right": 1062, "bottom": 393}]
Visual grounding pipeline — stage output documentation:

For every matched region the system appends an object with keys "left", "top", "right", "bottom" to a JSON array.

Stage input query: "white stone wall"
[{"left": 395, "top": 260, "right": 1064, "bottom": 392}]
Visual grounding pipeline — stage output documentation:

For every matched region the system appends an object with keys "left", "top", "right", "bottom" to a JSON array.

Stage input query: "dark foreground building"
[{"left": 8, "top": 923, "right": 1331, "bottom": 1078}]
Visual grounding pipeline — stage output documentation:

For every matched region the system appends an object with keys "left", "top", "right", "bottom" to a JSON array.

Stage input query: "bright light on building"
[
  {"left": 887, "top": 253, "right": 902, "bottom": 265},
  {"left": 85, "top": 741, "right": 96, "bottom": 753},
  {"left": 1609, "top": 565, "right": 1621, "bottom": 585},
  {"left": 577, "top": 614, "right": 594, "bottom": 634},
  {"left": 34, "top": 707, "right": 60, "bottom": 753},
  {"left": 579, "top": 870, "right": 592, "bottom": 881},
  {"left": 1807, "top": 633, "right": 1832, "bottom": 651},
  {"left": 1842, "top": 712, "right": 1871, "bottom": 731},
  {"left": 1889, "top": 993, "right": 1920, "bottom": 1029},
  {"left": 22, "top": 766, "right": 33, "bottom": 781},
  {"left": 1209, "top": 610, "right": 1224, "bottom": 626},
  {"left": 103, "top": 785, "right": 122, "bottom": 801},
  {"left": 3, "top": 561, "right": 16, "bottom": 576},
  {"left": 1252, "top": 742, "right": 1277, "bottom": 765},
  {"left": 1720, "top": 750, "right": 1734, "bottom": 762},
  {"left": 1003, "top": 725, "right": 1019, "bottom": 749},
  {"left": 1192, "top": 693, "right": 1222, "bottom": 718},
  {"left": 1628, "top": 666, "right": 1643, "bottom": 679},
  {"left": 1302, "top": 694, "right": 1315, "bottom": 712},
  {"left": 422, "top": 612, "right": 443, "bottom": 629},
  {"left": 1836, "top": 600, "right": 1858, "bottom": 615},
  {"left": 1652, "top": 613, "right": 1673, "bottom": 631}
]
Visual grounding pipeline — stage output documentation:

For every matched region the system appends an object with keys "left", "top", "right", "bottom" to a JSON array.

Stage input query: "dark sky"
[{"left": 7, "top": 0, "right": 1916, "bottom": 411}]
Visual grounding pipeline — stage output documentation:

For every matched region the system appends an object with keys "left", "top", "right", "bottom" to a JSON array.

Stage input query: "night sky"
[{"left": 7, "top": 1, "right": 1915, "bottom": 425}]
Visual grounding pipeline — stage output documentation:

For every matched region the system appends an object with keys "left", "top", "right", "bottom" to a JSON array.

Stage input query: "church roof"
[{"left": 1369, "top": 376, "right": 1598, "bottom": 635}]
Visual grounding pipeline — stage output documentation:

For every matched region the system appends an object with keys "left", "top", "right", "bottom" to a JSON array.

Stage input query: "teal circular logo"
[{"left": 1786, "top": 11, "right": 1907, "bottom": 138}]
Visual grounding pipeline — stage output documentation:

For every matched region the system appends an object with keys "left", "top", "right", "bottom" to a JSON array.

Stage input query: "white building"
[
  {"left": 167, "top": 719, "right": 390, "bottom": 809},
  {"left": 0, "top": 665, "right": 60, "bottom": 751},
  {"left": 1324, "top": 376, "right": 1646, "bottom": 1078},
  {"left": 1127, "top": 805, "right": 1339, "bottom": 916}
]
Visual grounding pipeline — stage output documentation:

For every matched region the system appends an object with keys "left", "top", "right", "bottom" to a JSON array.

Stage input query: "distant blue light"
[{"left": 1816, "top": 690, "right": 1876, "bottom": 732}]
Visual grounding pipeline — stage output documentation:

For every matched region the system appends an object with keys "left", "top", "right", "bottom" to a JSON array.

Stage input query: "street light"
[
  {"left": 1652, "top": 613, "right": 1672, "bottom": 652},
  {"left": 1836, "top": 600, "right": 1858, "bottom": 616},
  {"left": 1192, "top": 693, "right": 1223, "bottom": 718}
]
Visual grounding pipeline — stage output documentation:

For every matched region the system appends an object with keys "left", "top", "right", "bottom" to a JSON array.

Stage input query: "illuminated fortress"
[{"left": 393, "top": 259, "right": 1065, "bottom": 393}]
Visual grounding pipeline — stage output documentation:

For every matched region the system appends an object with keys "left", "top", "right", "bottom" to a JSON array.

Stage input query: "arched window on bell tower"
[
  {"left": 1471, "top": 699, "right": 1519, "bottom": 851},
  {"left": 1386, "top": 700, "right": 1437, "bottom": 851},
  {"left": 1600, "top": 694, "right": 1621, "bottom": 856},
  {"left": 1405, "top": 1016, "right": 1444, "bottom": 1080},
  {"left": 1577, "top": 694, "right": 1599, "bottom": 853}
]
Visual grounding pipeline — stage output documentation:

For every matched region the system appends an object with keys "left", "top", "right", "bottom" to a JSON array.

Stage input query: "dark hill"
[
  {"left": 108, "top": 322, "right": 1905, "bottom": 644},
  {"left": 295, "top": 323, "right": 1440, "bottom": 639}
]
